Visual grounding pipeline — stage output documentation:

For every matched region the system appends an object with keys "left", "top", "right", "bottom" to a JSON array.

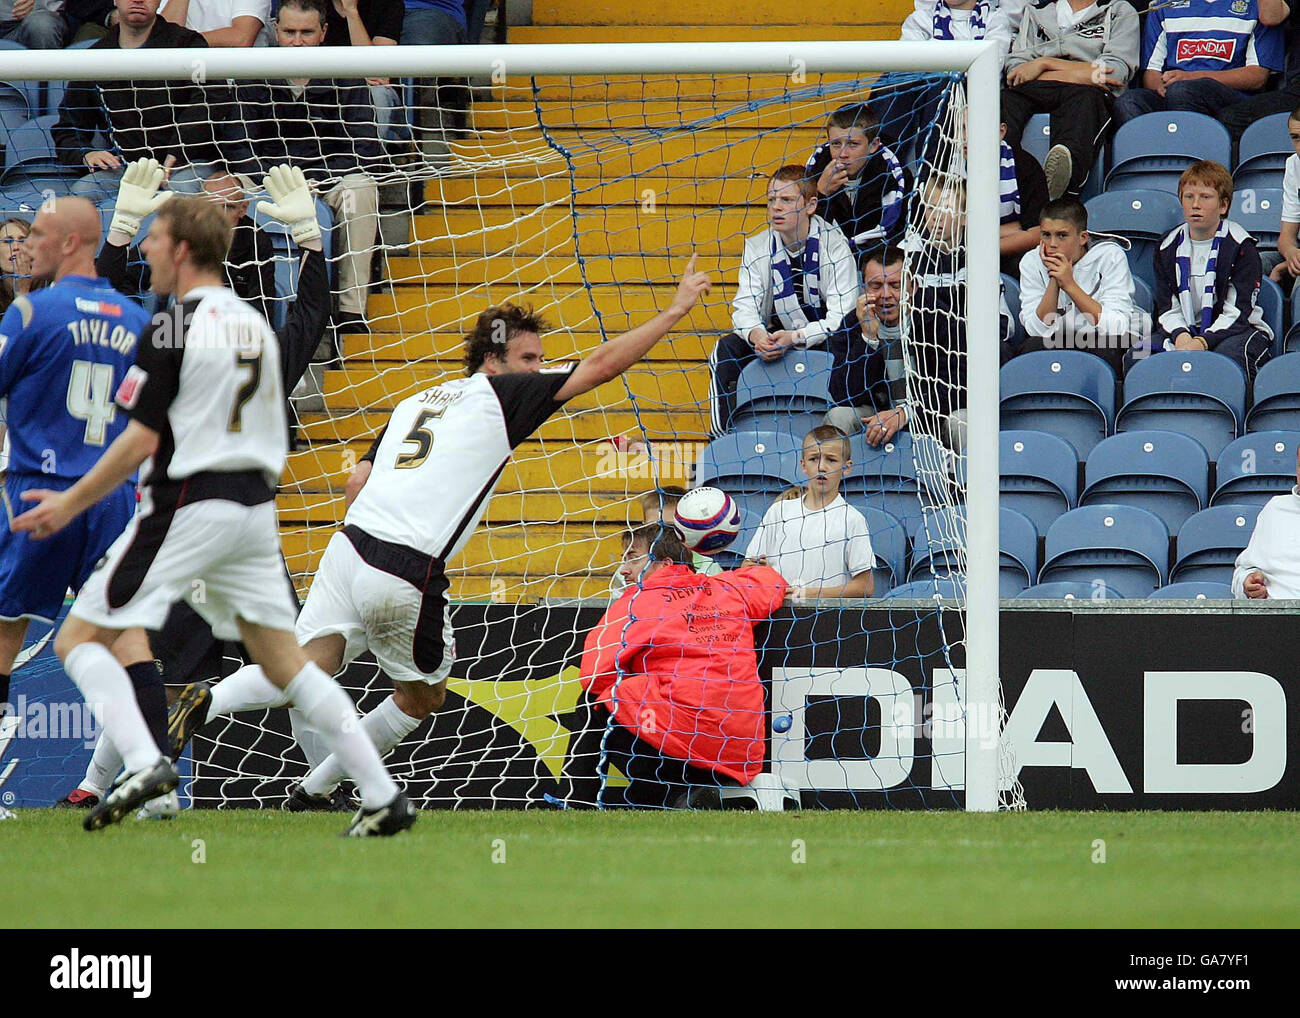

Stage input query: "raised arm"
[{"left": 554, "top": 256, "right": 712, "bottom": 402}]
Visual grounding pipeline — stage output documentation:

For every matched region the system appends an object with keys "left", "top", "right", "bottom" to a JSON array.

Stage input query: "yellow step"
[
  {"left": 474, "top": 99, "right": 851, "bottom": 132},
  {"left": 385, "top": 253, "right": 737, "bottom": 289},
  {"left": 518, "top": 73, "right": 870, "bottom": 102},
  {"left": 424, "top": 174, "right": 767, "bottom": 209},
  {"left": 318, "top": 365, "right": 710, "bottom": 413},
  {"left": 533, "top": 0, "right": 910, "bottom": 25},
  {"left": 510, "top": 25, "right": 898, "bottom": 43},
  {"left": 295, "top": 408, "right": 711, "bottom": 443},
  {"left": 345, "top": 330, "right": 714, "bottom": 363}
]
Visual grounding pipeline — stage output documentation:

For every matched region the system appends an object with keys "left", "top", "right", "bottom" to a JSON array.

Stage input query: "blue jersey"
[
  {"left": 0, "top": 275, "right": 150, "bottom": 479},
  {"left": 1143, "top": 0, "right": 1284, "bottom": 74}
]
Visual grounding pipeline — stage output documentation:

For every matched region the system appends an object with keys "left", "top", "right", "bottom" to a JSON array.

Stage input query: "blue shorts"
[{"left": 0, "top": 474, "right": 136, "bottom": 624}]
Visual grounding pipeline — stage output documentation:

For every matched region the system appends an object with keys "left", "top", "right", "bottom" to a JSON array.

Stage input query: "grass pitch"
[{"left": 6, "top": 809, "right": 1298, "bottom": 928}]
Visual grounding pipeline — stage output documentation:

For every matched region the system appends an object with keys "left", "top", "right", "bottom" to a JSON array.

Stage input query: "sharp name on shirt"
[
  {"left": 417, "top": 386, "right": 465, "bottom": 413},
  {"left": 66, "top": 317, "right": 138, "bottom": 355}
]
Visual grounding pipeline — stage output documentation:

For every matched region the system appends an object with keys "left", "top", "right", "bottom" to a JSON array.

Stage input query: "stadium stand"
[
  {"left": 1233, "top": 111, "right": 1291, "bottom": 192},
  {"left": 731, "top": 349, "right": 835, "bottom": 430},
  {"left": 1105, "top": 112, "right": 1231, "bottom": 194},
  {"left": 1230, "top": 187, "right": 1283, "bottom": 260},
  {"left": 1000, "top": 351, "right": 1116, "bottom": 461},
  {"left": 1016, "top": 581, "right": 1123, "bottom": 600},
  {"left": 1171, "top": 504, "right": 1263, "bottom": 586},
  {"left": 883, "top": 577, "right": 966, "bottom": 601},
  {"left": 1211, "top": 432, "right": 1300, "bottom": 506},
  {"left": 999, "top": 429, "right": 1078, "bottom": 535},
  {"left": 1082, "top": 188, "right": 1184, "bottom": 290},
  {"left": 1038, "top": 504, "right": 1169, "bottom": 599},
  {"left": 694, "top": 431, "right": 801, "bottom": 531},
  {"left": 1149, "top": 581, "right": 1235, "bottom": 600},
  {"left": 1246, "top": 354, "right": 1300, "bottom": 433},
  {"left": 1078, "top": 429, "right": 1208, "bottom": 534},
  {"left": 997, "top": 505, "right": 1038, "bottom": 598},
  {"left": 1116, "top": 351, "right": 1246, "bottom": 460}
]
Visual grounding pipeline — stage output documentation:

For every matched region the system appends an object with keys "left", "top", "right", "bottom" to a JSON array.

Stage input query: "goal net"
[{"left": 0, "top": 41, "right": 1019, "bottom": 812}]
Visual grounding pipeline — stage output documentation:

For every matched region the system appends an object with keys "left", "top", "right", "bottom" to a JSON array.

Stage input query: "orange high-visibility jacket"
[{"left": 579, "top": 563, "right": 787, "bottom": 784}]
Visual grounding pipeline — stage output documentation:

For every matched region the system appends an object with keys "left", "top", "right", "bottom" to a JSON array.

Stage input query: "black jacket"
[
  {"left": 806, "top": 141, "right": 912, "bottom": 257},
  {"left": 235, "top": 78, "right": 383, "bottom": 181},
  {"left": 52, "top": 18, "right": 253, "bottom": 172}
]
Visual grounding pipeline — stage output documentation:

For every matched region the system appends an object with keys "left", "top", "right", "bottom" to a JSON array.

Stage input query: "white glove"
[
  {"left": 256, "top": 165, "right": 320, "bottom": 246},
  {"left": 108, "top": 158, "right": 172, "bottom": 240}
]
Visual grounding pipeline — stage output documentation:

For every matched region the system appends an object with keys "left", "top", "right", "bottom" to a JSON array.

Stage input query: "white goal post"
[{"left": 4, "top": 40, "right": 1006, "bottom": 812}]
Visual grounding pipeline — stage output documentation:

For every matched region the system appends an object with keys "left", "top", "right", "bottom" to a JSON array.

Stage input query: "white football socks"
[
  {"left": 63, "top": 642, "right": 162, "bottom": 774},
  {"left": 80, "top": 732, "right": 124, "bottom": 797},
  {"left": 283, "top": 663, "right": 397, "bottom": 809},
  {"left": 288, "top": 707, "right": 330, "bottom": 770},
  {"left": 301, "top": 694, "right": 421, "bottom": 797},
  {"left": 207, "top": 663, "right": 291, "bottom": 721}
]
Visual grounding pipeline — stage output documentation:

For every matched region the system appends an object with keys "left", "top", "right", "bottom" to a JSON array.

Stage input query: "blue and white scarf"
[
  {"left": 874, "top": 143, "right": 910, "bottom": 241},
  {"left": 932, "top": 0, "right": 991, "bottom": 40},
  {"left": 770, "top": 225, "right": 823, "bottom": 330},
  {"left": 1173, "top": 220, "right": 1228, "bottom": 340},
  {"left": 999, "top": 138, "right": 1020, "bottom": 225}
]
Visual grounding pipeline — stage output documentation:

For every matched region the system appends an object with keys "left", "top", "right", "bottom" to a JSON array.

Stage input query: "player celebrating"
[
  {"left": 0, "top": 198, "right": 163, "bottom": 820},
  {"left": 170, "top": 259, "right": 713, "bottom": 809},
  {"left": 12, "top": 196, "right": 411, "bottom": 836}
]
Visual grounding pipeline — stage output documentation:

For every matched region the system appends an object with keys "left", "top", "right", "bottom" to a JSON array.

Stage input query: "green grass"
[{"left": 5, "top": 810, "right": 1298, "bottom": 928}]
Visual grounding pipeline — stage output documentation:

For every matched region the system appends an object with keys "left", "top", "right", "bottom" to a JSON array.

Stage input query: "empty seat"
[
  {"left": 1001, "top": 272, "right": 1024, "bottom": 352},
  {"left": 0, "top": 114, "right": 81, "bottom": 189},
  {"left": 1230, "top": 188, "right": 1282, "bottom": 258},
  {"left": 1258, "top": 275, "right": 1284, "bottom": 352},
  {"left": 1016, "top": 581, "right": 1124, "bottom": 600},
  {"left": 1171, "top": 504, "right": 1262, "bottom": 585},
  {"left": 730, "top": 411, "right": 827, "bottom": 445},
  {"left": 1117, "top": 351, "right": 1246, "bottom": 459},
  {"left": 906, "top": 505, "right": 965, "bottom": 583},
  {"left": 841, "top": 430, "right": 946, "bottom": 528},
  {"left": 883, "top": 577, "right": 966, "bottom": 601},
  {"left": 731, "top": 349, "right": 834, "bottom": 428},
  {"left": 1211, "top": 431, "right": 1300, "bottom": 505},
  {"left": 694, "top": 431, "right": 801, "bottom": 526},
  {"left": 999, "top": 429, "right": 1078, "bottom": 535},
  {"left": 1286, "top": 285, "right": 1300, "bottom": 355},
  {"left": 1106, "top": 113, "right": 1231, "bottom": 193},
  {"left": 998, "top": 506, "right": 1038, "bottom": 598},
  {"left": 1039, "top": 504, "right": 1169, "bottom": 598},
  {"left": 1084, "top": 189, "right": 1184, "bottom": 290},
  {"left": 1234, "top": 113, "right": 1292, "bottom": 191},
  {"left": 1246, "top": 354, "right": 1300, "bottom": 433},
  {"left": 1079, "top": 430, "right": 1208, "bottom": 533},
  {"left": 1149, "top": 581, "right": 1235, "bottom": 599},
  {"left": 845, "top": 501, "right": 907, "bottom": 596},
  {"left": 1000, "top": 351, "right": 1116, "bottom": 460}
]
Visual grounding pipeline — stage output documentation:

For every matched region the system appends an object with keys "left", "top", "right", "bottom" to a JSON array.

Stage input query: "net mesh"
[{"left": 0, "top": 59, "right": 1022, "bottom": 811}]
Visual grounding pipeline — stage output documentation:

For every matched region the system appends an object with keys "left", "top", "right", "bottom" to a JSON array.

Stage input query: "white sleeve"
[
  {"left": 802, "top": 224, "right": 859, "bottom": 346},
  {"left": 1018, "top": 248, "right": 1056, "bottom": 338},
  {"left": 900, "top": 11, "right": 933, "bottom": 40},
  {"left": 731, "top": 234, "right": 767, "bottom": 339},
  {"left": 846, "top": 510, "right": 877, "bottom": 575},
  {"left": 231, "top": 0, "right": 271, "bottom": 25},
  {"left": 1146, "top": 29, "right": 1167, "bottom": 72},
  {"left": 996, "top": 0, "right": 1028, "bottom": 30},
  {"left": 1231, "top": 507, "right": 1270, "bottom": 598},
  {"left": 745, "top": 505, "right": 778, "bottom": 562},
  {"left": 1283, "top": 156, "right": 1300, "bottom": 224},
  {"left": 985, "top": 9, "right": 1015, "bottom": 64},
  {"left": 1090, "top": 246, "right": 1145, "bottom": 338}
]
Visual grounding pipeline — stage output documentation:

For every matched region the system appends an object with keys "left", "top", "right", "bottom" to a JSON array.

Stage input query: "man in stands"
[
  {"left": 1233, "top": 446, "right": 1300, "bottom": 599},
  {"left": 1221, "top": 0, "right": 1295, "bottom": 144},
  {"left": 52, "top": 0, "right": 251, "bottom": 199},
  {"left": 236, "top": 0, "right": 383, "bottom": 335},
  {"left": 157, "top": 0, "right": 270, "bottom": 46},
  {"left": 708, "top": 164, "right": 857, "bottom": 436},
  {"left": 321, "top": 0, "right": 406, "bottom": 139}
]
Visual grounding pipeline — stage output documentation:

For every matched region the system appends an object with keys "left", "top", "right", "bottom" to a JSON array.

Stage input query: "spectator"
[
  {"left": 1001, "top": 0, "right": 1140, "bottom": 199},
  {"left": 1233, "top": 446, "right": 1300, "bottom": 599},
  {"left": 1270, "top": 102, "right": 1300, "bottom": 286},
  {"left": 157, "top": 0, "right": 270, "bottom": 46},
  {"left": 237, "top": 0, "right": 383, "bottom": 334},
  {"left": 709, "top": 164, "right": 857, "bottom": 436},
  {"left": 995, "top": 120, "right": 1048, "bottom": 274},
  {"left": 0, "top": 218, "right": 33, "bottom": 318},
  {"left": 826, "top": 245, "right": 907, "bottom": 437},
  {"left": 401, "top": 0, "right": 468, "bottom": 160},
  {"left": 320, "top": 0, "right": 405, "bottom": 140},
  {"left": 871, "top": 1, "right": 1014, "bottom": 160},
  {"left": 1114, "top": 0, "right": 1282, "bottom": 127},
  {"left": 1221, "top": 0, "right": 1295, "bottom": 143},
  {"left": 52, "top": 0, "right": 250, "bottom": 199},
  {"left": 908, "top": 0, "right": 1027, "bottom": 31},
  {"left": 1019, "top": 197, "right": 1148, "bottom": 374},
  {"left": 93, "top": 164, "right": 277, "bottom": 325},
  {"left": 0, "top": 0, "right": 67, "bottom": 47},
  {"left": 570, "top": 525, "right": 787, "bottom": 809},
  {"left": 64, "top": 0, "right": 113, "bottom": 43},
  {"left": 743, "top": 425, "right": 875, "bottom": 599},
  {"left": 806, "top": 104, "right": 912, "bottom": 255},
  {"left": 1152, "top": 160, "right": 1273, "bottom": 380}
]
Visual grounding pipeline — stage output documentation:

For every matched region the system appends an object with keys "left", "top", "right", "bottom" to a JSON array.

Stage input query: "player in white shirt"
[
  {"left": 13, "top": 197, "right": 410, "bottom": 835},
  {"left": 169, "top": 258, "right": 714, "bottom": 808},
  {"left": 743, "top": 425, "right": 875, "bottom": 599}
]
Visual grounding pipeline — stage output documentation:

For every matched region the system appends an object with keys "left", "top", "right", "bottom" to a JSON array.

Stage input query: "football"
[{"left": 671, "top": 486, "right": 742, "bottom": 555}]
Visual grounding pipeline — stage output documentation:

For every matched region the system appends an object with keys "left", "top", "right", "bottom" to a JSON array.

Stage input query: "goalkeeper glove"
[
  {"left": 108, "top": 158, "right": 172, "bottom": 240},
  {"left": 256, "top": 165, "right": 321, "bottom": 246}
]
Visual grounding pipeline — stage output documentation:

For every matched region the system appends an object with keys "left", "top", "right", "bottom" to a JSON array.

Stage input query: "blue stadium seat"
[
  {"left": 844, "top": 501, "right": 907, "bottom": 595},
  {"left": 1230, "top": 188, "right": 1282, "bottom": 258},
  {"left": 1021, "top": 113, "right": 1106, "bottom": 199},
  {"left": 1211, "top": 431, "right": 1300, "bottom": 506},
  {"left": 694, "top": 430, "right": 802, "bottom": 527},
  {"left": 729, "top": 410, "right": 826, "bottom": 445},
  {"left": 1234, "top": 112, "right": 1292, "bottom": 192},
  {"left": 906, "top": 505, "right": 965, "bottom": 583},
  {"left": 1149, "top": 581, "right": 1235, "bottom": 599},
  {"left": 1105, "top": 113, "right": 1231, "bottom": 194},
  {"left": 999, "top": 429, "right": 1078, "bottom": 536},
  {"left": 1116, "top": 351, "right": 1246, "bottom": 460},
  {"left": 1130, "top": 274, "right": 1153, "bottom": 316},
  {"left": 999, "top": 506, "right": 1038, "bottom": 598},
  {"left": 1083, "top": 189, "right": 1184, "bottom": 290},
  {"left": 1246, "top": 354, "right": 1300, "bottom": 433},
  {"left": 1001, "top": 273, "right": 1025, "bottom": 352},
  {"left": 1039, "top": 504, "right": 1169, "bottom": 598},
  {"left": 842, "top": 431, "right": 947, "bottom": 529},
  {"left": 1016, "top": 581, "right": 1124, "bottom": 600},
  {"left": 1079, "top": 430, "right": 1208, "bottom": 533},
  {"left": 1000, "top": 351, "right": 1116, "bottom": 460},
  {"left": 883, "top": 577, "right": 966, "bottom": 601},
  {"left": 731, "top": 349, "right": 834, "bottom": 428},
  {"left": 1286, "top": 285, "right": 1300, "bottom": 355},
  {"left": 0, "top": 114, "right": 82, "bottom": 198},
  {"left": 1171, "top": 504, "right": 1262, "bottom": 585},
  {"left": 1258, "top": 275, "right": 1284, "bottom": 353}
]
